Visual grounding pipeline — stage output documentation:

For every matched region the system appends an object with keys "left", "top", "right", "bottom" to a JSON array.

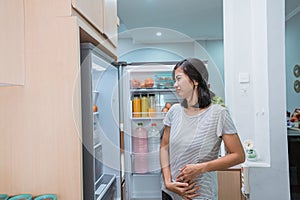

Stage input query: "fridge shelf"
[
  {"left": 130, "top": 88, "right": 176, "bottom": 93},
  {"left": 131, "top": 173, "right": 162, "bottom": 199},
  {"left": 131, "top": 194, "right": 162, "bottom": 200},
  {"left": 131, "top": 111, "right": 166, "bottom": 120}
]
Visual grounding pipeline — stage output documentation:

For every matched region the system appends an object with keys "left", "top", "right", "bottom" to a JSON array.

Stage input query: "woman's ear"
[{"left": 193, "top": 81, "right": 199, "bottom": 86}]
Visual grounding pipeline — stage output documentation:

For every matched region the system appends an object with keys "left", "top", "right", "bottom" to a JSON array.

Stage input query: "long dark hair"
[{"left": 173, "top": 59, "right": 211, "bottom": 108}]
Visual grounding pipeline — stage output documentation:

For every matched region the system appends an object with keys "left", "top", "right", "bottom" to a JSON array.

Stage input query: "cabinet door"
[
  {"left": 72, "top": 0, "right": 104, "bottom": 33},
  {"left": 103, "top": 0, "right": 117, "bottom": 47},
  {"left": 0, "top": 0, "right": 24, "bottom": 85},
  {"left": 218, "top": 170, "right": 244, "bottom": 200}
]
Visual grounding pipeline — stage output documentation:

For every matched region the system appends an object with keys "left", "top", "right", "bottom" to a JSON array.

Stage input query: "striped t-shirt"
[{"left": 162, "top": 103, "right": 237, "bottom": 200}]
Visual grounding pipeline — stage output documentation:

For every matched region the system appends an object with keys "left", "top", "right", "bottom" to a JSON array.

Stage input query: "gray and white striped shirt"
[{"left": 162, "top": 103, "right": 237, "bottom": 200}]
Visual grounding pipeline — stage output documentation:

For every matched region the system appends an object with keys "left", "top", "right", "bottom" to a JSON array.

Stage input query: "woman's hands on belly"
[
  {"left": 176, "top": 163, "right": 207, "bottom": 183},
  {"left": 165, "top": 180, "right": 201, "bottom": 199}
]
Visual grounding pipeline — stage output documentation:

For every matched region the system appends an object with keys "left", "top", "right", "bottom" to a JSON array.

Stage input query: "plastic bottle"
[
  {"left": 141, "top": 93, "right": 149, "bottom": 117},
  {"left": 148, "top": 94, "right": 156, "bottom": 117},
  {"left": 132, "top": 122, "right": 148, "bottom": 173},
  {"left": 147, "top": 123, "right": 161, "bottom": 173},
  {"left": 132, "top": 94, "right": 141, "bottom": 117}
]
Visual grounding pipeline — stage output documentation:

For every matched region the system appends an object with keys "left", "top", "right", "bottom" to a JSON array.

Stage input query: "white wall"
[
  {"left": 197, "top": 40, "right": 224, "bottom": 79},
  {"left": 117, "top": 35, "right": 225, "bottom": 99},
  {"left": 285, "top": 12, "right": 300, "bottom": 113},
  {"left": 224, "top": 0, "right": 290, "bottom": 199}
]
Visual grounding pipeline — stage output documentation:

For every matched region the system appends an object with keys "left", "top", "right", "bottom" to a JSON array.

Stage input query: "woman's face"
[{"left": 174, "top": 67, "right": 195, "bottom": 99}]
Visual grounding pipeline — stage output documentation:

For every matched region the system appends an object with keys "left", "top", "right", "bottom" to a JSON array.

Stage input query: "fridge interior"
[{"left": 122, "top": 64, "right": 180, "bottom": 199}]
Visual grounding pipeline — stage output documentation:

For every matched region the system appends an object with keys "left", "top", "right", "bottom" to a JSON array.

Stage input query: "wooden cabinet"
[
  {"left": 0, "top": 0, "right": 117, "bottom": 87},
  {"left": 218, "top": 169, "right": 245, "bottom": 200},
  {"left": 0, "top": 0, "right": 117, "bottom": 199},
  {"left": 72, "top": 0, "right": 118, "bottom": 47},
  {"left": 71, "top": 0, "right": 104, "bottom": 33},
  {"left": 103, "top": 0, "right": 118, "bottom": 47},
  {"left": 0, "top": 0, "right": 25, "bottom": 85}
]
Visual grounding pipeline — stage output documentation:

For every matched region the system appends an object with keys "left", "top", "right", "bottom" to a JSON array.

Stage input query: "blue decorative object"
[
  {"left": 0, "top": 194, "right": 9, "bottom": 200},
  {"left": 8, "top": 194, "right": 32, "bottom": 200},
  {"left": 34, "top": 194, "right": 57, "bottom": 200}
]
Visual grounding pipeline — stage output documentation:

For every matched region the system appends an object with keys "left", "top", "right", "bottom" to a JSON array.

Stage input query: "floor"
[
  {"left": 291, "top": 192, "right": 300, "bottom": 200},
  {"left": 288, "top": 136, "right": 300, "bottom": 200}
]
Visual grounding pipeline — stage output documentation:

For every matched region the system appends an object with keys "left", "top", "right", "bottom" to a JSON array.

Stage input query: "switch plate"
[{"left": 239, "top": 73, "right": 250, "bottom": 83}]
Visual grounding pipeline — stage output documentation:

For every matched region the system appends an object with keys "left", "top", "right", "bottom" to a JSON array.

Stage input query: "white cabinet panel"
[{"left": 0, "top": 0, "right": 24, "bottom": 85}]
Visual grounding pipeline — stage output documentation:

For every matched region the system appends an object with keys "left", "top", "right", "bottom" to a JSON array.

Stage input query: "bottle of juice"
[
  {"left": 148, "top": 94, "right": 156, "bottom": 117},
  {"left": 141, "top": 93, "right": 149, "bottom": 117},
  {"left": 147, "top": 123, "right": 161, "bottom": 173},
  {"left": 132, "top": 94, "right": 141, "bottom": 117},
  {"left": 132, "top": 122, "right": 148, "bottom": 173}
]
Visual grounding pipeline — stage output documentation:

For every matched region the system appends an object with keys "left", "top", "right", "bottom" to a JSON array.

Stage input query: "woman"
[{"left": 160, "top": 58, "right": 245, "bottom": 200}]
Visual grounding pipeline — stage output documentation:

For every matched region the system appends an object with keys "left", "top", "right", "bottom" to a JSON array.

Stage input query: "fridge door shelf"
[
  {"left": 94, "top": 142, "right": 102, "bottom": 150},
  {"left": 93, "top": 112, "right": 99, "bottom": 127},
  {"left": 95, "top": 174, "right": 116, "bottom": 200},
  {"left": 92, "top": 90, "right": 99, "bottom": 103}
]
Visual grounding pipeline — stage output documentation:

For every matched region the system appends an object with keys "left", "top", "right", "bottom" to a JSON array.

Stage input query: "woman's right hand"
[{"left": 165, "top": 181, "right": 201, "bottom": 199}]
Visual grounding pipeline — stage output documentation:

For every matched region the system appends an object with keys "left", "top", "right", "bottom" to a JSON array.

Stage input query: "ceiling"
[{"left": 117, "top": 0, "right": 300, "bottom": 43}]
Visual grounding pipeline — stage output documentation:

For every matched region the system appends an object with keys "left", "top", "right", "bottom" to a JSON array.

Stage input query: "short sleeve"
[
  {"left": 163, "top": 104, "right": 179, "bottom": 127},
  {"left": 214, "top": 105, "right": 237, "bottom": 137},
  {"left": 163, "top": 111, "right": 171, "bottom": 127},
  {"left": 221, "top": 109, "right": 237, "bottom": 135}
]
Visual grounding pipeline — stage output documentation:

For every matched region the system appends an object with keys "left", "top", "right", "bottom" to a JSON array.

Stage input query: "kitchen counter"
[
  {"left": 287, "top": 127, "right": 300, "bottom": 197},
  {"left": 288, "top": 127, "right": 300, "bottom": 136}
]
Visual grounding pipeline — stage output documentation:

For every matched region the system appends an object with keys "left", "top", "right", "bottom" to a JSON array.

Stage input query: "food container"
[{"left": 155, "top": 73, "right": 174, "bottom": 89}]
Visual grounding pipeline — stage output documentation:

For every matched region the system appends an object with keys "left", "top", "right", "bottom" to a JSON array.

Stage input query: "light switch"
[{"left": 239, "top": 73, "right": 250, "bottom": 83}]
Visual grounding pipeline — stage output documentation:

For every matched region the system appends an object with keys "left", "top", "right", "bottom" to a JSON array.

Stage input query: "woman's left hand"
[{"left": 176, "top": 163, "right": 206, "bottom": 183}]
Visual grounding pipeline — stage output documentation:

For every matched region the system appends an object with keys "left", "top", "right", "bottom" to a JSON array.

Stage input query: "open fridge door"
[{"left": 80, "top": 43, "right": 121, "bottom": 200}]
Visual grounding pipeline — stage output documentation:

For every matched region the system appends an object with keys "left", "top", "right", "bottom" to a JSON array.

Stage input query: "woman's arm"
[
  {"left": 206, "top": 133, "right": 245, "bottom": 171},
  {"left": 177, "top": 133, "right": 245, "bottom": 181},
  {"left": 160, "top": 125, "right": 172, "bottom": 185}
]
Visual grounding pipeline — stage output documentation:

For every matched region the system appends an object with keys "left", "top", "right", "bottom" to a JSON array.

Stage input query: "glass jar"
[
  {"left": 141, "top": 93, "right": 149, "bottom": 117},
  {"left": 132, "top": 94, "right": 141, "bottom": 117},
  {"left": 148, "top": 94, "right": 156, "bottom": 117}
]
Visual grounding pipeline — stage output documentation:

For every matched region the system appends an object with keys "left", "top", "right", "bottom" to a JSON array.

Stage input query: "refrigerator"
[
  {"left": 80, "top": 42, "right": 179, "bottom": 200},
  {"left": 121, "top": 62, "right": 179, "bottom": 200}
]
